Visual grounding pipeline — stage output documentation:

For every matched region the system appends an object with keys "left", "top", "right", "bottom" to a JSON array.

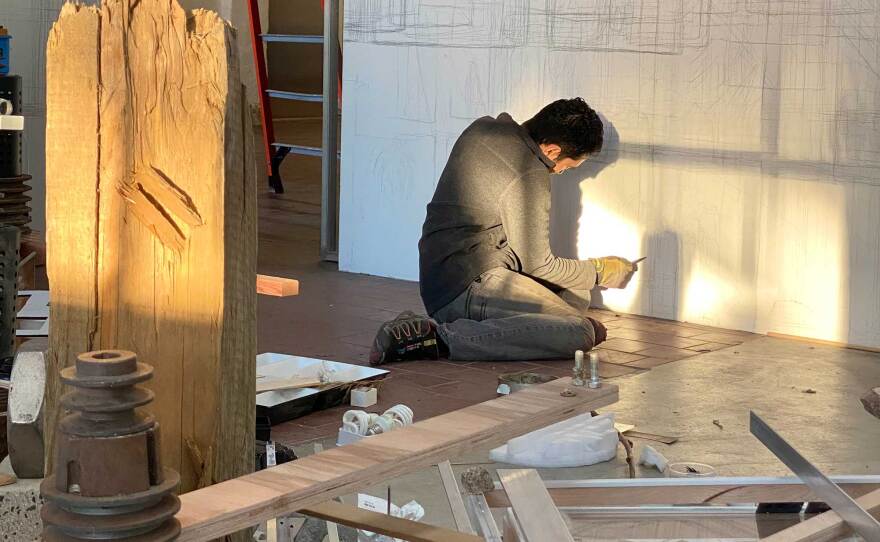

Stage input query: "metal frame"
[
  {"left": 247, "top": 1, "right": 343, "bottom": 259},
  {"left": 245, "top": 0, "right": 281, "bottom": 193},
  {"left": 320, "top": 0, "right": 341, "bottom": 261},
  {"left": 750, "top": 411, "right": 880, "bottom": 541}
]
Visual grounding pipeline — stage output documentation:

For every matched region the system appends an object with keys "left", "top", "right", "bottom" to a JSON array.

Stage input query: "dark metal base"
[{"left": 269, "top": 146, "right": 290, "bottom": 194}]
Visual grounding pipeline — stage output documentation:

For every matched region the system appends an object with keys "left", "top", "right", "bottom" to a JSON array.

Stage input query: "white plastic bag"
[
  {"left": 489, "top": 412, "right": 618, "bottom": 467},
  {"left": 356, "top": 494, "right": 425, "bottom": 542}
]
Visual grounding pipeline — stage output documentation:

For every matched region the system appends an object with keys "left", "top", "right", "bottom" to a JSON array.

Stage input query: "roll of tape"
[{"left": 0, "top": 99, "right": 12, "bottom": 116}]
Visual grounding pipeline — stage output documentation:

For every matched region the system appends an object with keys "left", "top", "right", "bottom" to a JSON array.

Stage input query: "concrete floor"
[{"left": 293, "top": 336, "right": 880, "bottom": 537}]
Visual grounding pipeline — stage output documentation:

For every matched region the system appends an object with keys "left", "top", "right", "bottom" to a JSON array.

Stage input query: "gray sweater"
[{"left": 419, "top": 113, "right": 598, "bottom": 315}]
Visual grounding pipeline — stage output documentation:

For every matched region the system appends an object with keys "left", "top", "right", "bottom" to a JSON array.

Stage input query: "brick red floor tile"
[
  {"left": 600, "top": 338, "right": 652, "bottom": 354},
  {"left": 607, "top": 327, "right": 708, "bottom": 349},
  {"left": 633, "top": 345, "right": 700, "bottom": 360}
]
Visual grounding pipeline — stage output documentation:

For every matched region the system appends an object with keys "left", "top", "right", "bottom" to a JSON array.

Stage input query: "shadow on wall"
[
  {"left": 591, "top": 231, "right": 682, "bottom": 319},
  {"left": 550, "top": 116, "right": 620, "bottom": 260},
  {"left": 549, "top": 118, "right": 688, "bottom": 319}
]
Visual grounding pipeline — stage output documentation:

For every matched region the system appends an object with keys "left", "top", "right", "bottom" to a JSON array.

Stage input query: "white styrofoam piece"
[
  {"left": 17, "top": 291, "right": 50, "bottom": 319},
  {"left": 0, "top": 115, "right": 24, "bottom": 131},
  {"left": 350, "top": 386, "right": 378, "bottom": 407},
  {"left": 255, "top": 353, "right": 388, "bottom": 408}
]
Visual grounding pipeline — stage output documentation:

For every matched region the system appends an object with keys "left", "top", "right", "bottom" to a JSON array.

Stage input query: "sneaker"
[{"left": 369, "top": 311, "right": 441, "bottom": 366}]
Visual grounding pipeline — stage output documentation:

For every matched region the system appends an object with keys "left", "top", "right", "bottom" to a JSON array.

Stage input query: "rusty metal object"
[
  {"left": 0, "top": 175, "right": 31, "bottom": 234},
  {"left": 40, "top": 350, "right": 180, "bottom": 541}
]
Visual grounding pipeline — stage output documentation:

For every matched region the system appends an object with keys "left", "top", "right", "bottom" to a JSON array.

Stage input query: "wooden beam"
[
  {"left": 438, "top": 460, "right": 475, "bottom": 534},
  {"left": 45, "top": 0, "right": 256, "bottom": 492},
  {"left": 484, "top": 479, "right": 880, "bottom": 508},
  {"left": 498, "top": 469, "right": 574, "bottom": 542},
  {"left": 176, "top": 378, "right": 617, "bottom": 541},
  {"left": 762, "top": 488, "right": 880, "bottom": 542},
  {"left": 256, "top": 274, "right": 299, "bottom": 296},
  {"left": 300, "top": 501, "right": 483, "bottom": 542}
]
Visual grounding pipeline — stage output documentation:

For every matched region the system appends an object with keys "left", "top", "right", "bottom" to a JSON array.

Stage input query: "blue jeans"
[{"left": 431, "top": 268, "right": 597, "bottom": 361}]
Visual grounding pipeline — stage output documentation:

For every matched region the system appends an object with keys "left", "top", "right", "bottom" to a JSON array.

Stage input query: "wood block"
[
  {"left": 498, "top": 469, "right": 574, "bottom": 542},
  {"left": 176, "top": 378, "right": 618, "bottom": 541},
  {"left": 256, "top": 274, "right": 300, "bottom": 296},
  {"left": 301, "top": 501, "right": 482, "bottom": 542},
  {"left": 45, "top": 0, "right": 256, "bottom": 493}
]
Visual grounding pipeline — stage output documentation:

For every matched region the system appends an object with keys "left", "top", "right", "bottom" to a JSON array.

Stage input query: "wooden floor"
[{"left": 257, "top": 120, "right": 761, "bottom": 446}]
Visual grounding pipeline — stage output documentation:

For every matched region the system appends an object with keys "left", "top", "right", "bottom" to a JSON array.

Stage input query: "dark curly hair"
[{"left": 523, "top": 98, "right": 603, "bottom": 160}]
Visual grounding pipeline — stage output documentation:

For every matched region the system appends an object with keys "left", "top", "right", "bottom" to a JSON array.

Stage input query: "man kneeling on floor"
[{"left": 370, "top": 98, "right": 640, "bottom": 365}]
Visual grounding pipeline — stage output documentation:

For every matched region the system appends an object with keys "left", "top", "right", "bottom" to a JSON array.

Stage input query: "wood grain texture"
[
  {"left": 300, "top": 501, "right": 483, "bottom": 542},
  {"left": 45, "top": 0, "right": 256, "bottom": 493},
  {"left": 484, "top": 481, "right": 880, "bottom": 508},
  {"left": 762, "top": 488, "right": 880, "bottom": 542},
  {"left": 437, "top": 460, "right": 475, "bottom": 534},
  {"left": 44, "top": 2, "right": 100, "bottom": 480},
  {"left": 256, "top": 274, "right": 299, "bottom": 296},
  {"left": 498, "top": 469, "right": 575, "bottom": 542},
  {"left": 176, "top": 378, "right": 617, "bottom": 541}
]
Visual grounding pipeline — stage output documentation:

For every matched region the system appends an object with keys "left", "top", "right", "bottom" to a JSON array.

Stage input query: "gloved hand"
[
  {"left": 594, "top": 256, "right": 639, "bottom": 289},
  {"left": 587, "top": 317, "right": 607, "bottom": 345}
]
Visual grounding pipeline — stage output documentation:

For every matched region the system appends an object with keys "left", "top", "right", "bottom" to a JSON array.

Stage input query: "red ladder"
[{"left": 246, "top": 0, "right": 341, "bottom": 260}]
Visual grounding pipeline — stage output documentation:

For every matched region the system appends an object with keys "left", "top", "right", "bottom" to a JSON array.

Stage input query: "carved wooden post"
[{"left": 45, "top": 0, "right": 256, "bottom": 493}]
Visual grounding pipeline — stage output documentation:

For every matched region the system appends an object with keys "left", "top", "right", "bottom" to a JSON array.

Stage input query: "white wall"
[{"left": 339, "top": 0, "right": 880, "bottom": 348}]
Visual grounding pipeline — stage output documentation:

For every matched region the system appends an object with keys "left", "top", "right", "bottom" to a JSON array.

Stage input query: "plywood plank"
[
  {"left": 762, "top": 488, "right": 880, "bottom": 542},
  {"left": 498, "top": 469, "right": 574, "bottom": 542},
  {"left": 176, "top": 378, "right": 617, "bottom": 541},
  {"left": 301, "top": 501, "right": 482, "bottom": 542},
  {"left": 45, "top": 0, "right": 255, "bottom": 492}
]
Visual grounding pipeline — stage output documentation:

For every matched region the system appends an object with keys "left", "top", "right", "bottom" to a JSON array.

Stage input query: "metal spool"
[
  {"left": 0, "top": 174, "right": 31, "bottom": 234},
  {"left": 40, "top": 350, "right": 181, "bottom": 541}
]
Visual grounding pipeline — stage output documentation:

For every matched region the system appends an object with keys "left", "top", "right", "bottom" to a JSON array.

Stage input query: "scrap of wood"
[
  {"left": 300, "top": 501, "right": 482, "bottom": 542},
  {"left": 176, "top": 378, "right": 617, "bottom": 541},
  {"left": 484, "top": 479, "right": 880, "bottom": 508},
  {"left": 256, "top": 376, "right": 325, "bottom": 394},
  {"left": 761, "top": 488, "right": 880, "bottom": 542},
  {"left": 256, "top": 274, "right": 299, "bottom": 296},
  {"left": 437, "top": 460, "right": 476, "bottom": 534},
  {"left": 498, "top": 469, "right": 574, "bottom": 542},
  {"left": 255, "top": 368, "right": 363, "bottom": 394}
]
